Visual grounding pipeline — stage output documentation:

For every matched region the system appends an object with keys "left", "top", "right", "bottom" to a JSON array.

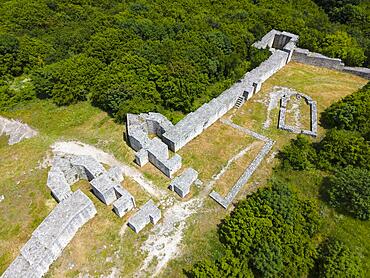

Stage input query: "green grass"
[
  {"left": 0, "top": 100, "right": 139, "bottom": 275},
  {"left": 159, "top": 62, "right": 368, "bottom": 277},
  {"left": 0, "top": 62, "right": 368, "bottom": 277},
  {"left": 275, "top": 168, "right": 370, "bottom": 274}
]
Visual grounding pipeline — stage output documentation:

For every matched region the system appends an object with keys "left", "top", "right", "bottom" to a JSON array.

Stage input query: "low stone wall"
[
  {"left": 343, "top": 66, "right": 370, "bottom": 79},
  {"left": 292, "top": 48, "right": 370, "bottom": 80},
  {"left": 277, "top": 91, "right": 317, "bottom": 137},
  {"left": 210, "top": 138, "right": 274, "bottom": 209},
  {"left": 2, "top": 190, "right": 96, "bottom": 278},
  {"left": 210, "top": 119, "right": 275, "bottom": 209},
  {"left": 292, "top": 48, "right": 344, "bottom": 70}
]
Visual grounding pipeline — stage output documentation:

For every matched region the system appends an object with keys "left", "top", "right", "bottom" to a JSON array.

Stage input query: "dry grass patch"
[
  {"left": 212, "top": 141, "right": 265, "bottom": 196},
  {"left": 178, "top": 121, "right": 256, "bottom": 181}
]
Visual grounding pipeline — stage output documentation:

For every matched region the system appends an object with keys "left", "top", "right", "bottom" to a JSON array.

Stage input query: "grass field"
[
  {"left": 159, "top": 62, "right": 368, "bottom": 277},
  {"left": 0, "top": 62, "right": 368, "bottom": 277}
]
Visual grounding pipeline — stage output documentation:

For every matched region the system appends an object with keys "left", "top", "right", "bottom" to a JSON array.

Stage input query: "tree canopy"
[
  {"left": 324, "top": 167, "right": 370, "bottom": 220},
  {"left": 189, "top": 181, "right": 321, "bottom": 277},
  {"left": 0, "top": 0, "right": 369, "bottom": 119}
]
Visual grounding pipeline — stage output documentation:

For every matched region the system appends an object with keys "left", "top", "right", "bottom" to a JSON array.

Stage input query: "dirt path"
[
  {"left": 136, "top": 139, "right": 258, "bottom": 277},
  {"left": 51, "top": 141, "right": 166, "bottom": 198}
]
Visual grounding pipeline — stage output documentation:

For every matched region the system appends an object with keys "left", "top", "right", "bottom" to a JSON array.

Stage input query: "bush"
[
  {"left": 324, "top": 167, "right": 370, "bottom": 220},
  {"left": 189, "top": 182, "right": 320, "bottom": 277},
  {"left": 316, "top": 238, "right": 363, "bottom": 277},
  {"left": 320, "top": 31, "right": 366, "bottom": 66},
  {"left": 317, "top": 129, "right": 370, "bottom": 170},
  {"left": 278, "top": 135, "right": 317, "bottom": 170},
  {"left": 321, "top": 82, "right": 370, "bottom": 137}
]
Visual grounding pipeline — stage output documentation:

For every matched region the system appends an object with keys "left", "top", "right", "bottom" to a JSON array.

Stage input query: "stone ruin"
[
  {"left": 124, "top": 30, "right": 300, "bottom": 205},
  {"left": 47, "top": 154, "right": 136, "bottom": 217},
  {"left": 278, "top": 91, "right": 318, "bottom": 137},
  {"left": 210, "top": 119, "right": 275, "bottom": 208},
  {"left": 126, "top": 113, "right": 182, "bottom": 178},
  {"left": 128, "top": 199, "right": 161, "bottom": 233},
  {"left": 169, "top": 168, "right": 198, "bottom": 198},
  {"left": 160, "top": 30, "right": 299, "bottom": 153},
  {"left": 2, "top": 153, "right": 160, "bottom": 277},
  {"left": 292, "top": 48, "right": 370, "bottom": 79},
  {"left": 1, "top": 190, "right": 97, "bottom": 278},
  {"left": 0, "top": 116, "right": 38, "bottom": 145}
]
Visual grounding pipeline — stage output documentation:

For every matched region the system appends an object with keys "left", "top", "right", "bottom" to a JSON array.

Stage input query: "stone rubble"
[{"left": 0, "top": 116, "right": 38, "bottom": 145}]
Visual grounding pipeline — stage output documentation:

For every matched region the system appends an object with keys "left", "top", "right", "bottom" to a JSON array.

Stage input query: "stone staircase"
[{"left": 234, "top": 96, "right": 245, "bottom": 109}]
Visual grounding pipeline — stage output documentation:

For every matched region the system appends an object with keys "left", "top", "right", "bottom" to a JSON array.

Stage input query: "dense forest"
[
  {"left": 188, "top": 83, "right": 370, "bottom": 277},
  {"left": 0, "top": 0, "right": 369, "bottom": 122}
]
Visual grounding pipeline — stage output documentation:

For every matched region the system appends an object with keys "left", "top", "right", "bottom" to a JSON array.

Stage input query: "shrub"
[
  {"left": 324, "top": 167, "right": 370, "bottom": 220},
  {"left": 317, "top": 129, "right": 370, "bottom": 170},
  {"left": 321, "top": 82, "right": 370, "bottom": 138},
  {"left": 317, "top": 238, "right": 363, "bottom": 277},
  {"left": 278, "top": 135, "right": 317, "bottom": 170}
]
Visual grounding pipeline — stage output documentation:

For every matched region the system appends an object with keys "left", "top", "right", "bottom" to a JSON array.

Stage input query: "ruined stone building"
[
  {"left": 127, "top": 199, "right": 161, "bottom": 233},
  {"left": 1, "top": 190, "right": 96, "bottom": 278},
  {"left": 169, "top": 168, "right": 198, "bottom": 198}
]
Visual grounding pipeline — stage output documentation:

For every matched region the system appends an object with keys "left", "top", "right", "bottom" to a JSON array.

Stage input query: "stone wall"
[
  {"left": 169, "top": 168, "right": 198, "bottom": 198},
  {"left": 343, "top": 66, "right": 370, "bottom": 79},
  {"left": 292, "top": 48, "right": 370, "bottom": 80},
  {"left": 2, "top": 190, "right": 96, "bottom": 278},
  {"left": 292, "top": 48, "right": 345, "bottom": 70},
  {"left": 0, "top": 116, "right": 38, "bottom": 145},
  {"left": 126, "top": 113, "right": 182, "bottom": 178},
  {"left": 127, "top": 199, "right": 161, "bottom": 233},
  {"left": 277, "top": 91, "right": 318, "bottom": 137},
  {"left": 162, "top": 30, "right": 298, "bottom": 152}
]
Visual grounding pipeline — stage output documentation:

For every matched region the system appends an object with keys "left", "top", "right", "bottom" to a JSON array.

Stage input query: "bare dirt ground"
[
  {"left": 51, "top": 141, "right": 166, "bottom": 198},
  {"left": 136, "top": 138, "right": 258, "bottom": 277}
]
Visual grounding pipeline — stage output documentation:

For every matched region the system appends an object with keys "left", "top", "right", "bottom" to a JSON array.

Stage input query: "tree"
[
  {"left": 34, "top": 54, "right": 104, "bottom": 106},
  {"left": 320, "top": 31, "right": 366, "bottom": 66},
  {"left": 317, "top": 129, "right": 370, "bottom": 170},
  {"left": 321, "top": 83, "right": 370, "bottom": 138},
  {"left": 324, "top": 167, "right": 370, "bottom": 220},
  {"left": 278, "top": 135, "right": 317, "bottom": 170},
  {"left": 188, "top": 251, "right": 253, "bottom": 278},
  {"left": 191, "top": 181, "right": 321, "bottom": 277},
  {"left": 317, "top": 238, "right": 363, "bottom": 277}
]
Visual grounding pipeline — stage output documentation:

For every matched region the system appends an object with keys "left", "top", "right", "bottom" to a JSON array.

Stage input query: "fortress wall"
[
  {"left": 292, "top": 47, "right": 345, "bottom": 70},
  {"left": 2, "top": 190, "right": 96, "bottom": 278}
]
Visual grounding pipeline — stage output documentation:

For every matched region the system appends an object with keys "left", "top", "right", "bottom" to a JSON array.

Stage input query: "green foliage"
[
  {"left": 317, "top": 129, "right": 370, "bottom": 170},
  {"left": 33, "top": 54, "right": 104, "bottom": 106},
  {"left": 324, "top": 167, "right": 370, "bottom": 220},
  {"left": 316, "top": 238, "right": 364, "bottom": 277},
  {"left": 321, "top": 83, "right": 370, "bottom": 137},
  {"left": 0, "top": 0, "right": 369, "bottom": 116},
  {"left": 278, "top": 135, "right": 317, "bottom": 170},
  {"left": 313, "top": 0, "right": 370, "bottom": 66},
  {"left": 320, "top": 31, "right": 366, "bottom": 66},
  {"left": 190, "top": 182, "right": 321, "bottom": 277},
  {"left": 188, "top": 251, "right": 253, "bottom": 278},
  {"left": 0, "top": 76, "right": 35, "bottom": 110}
]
